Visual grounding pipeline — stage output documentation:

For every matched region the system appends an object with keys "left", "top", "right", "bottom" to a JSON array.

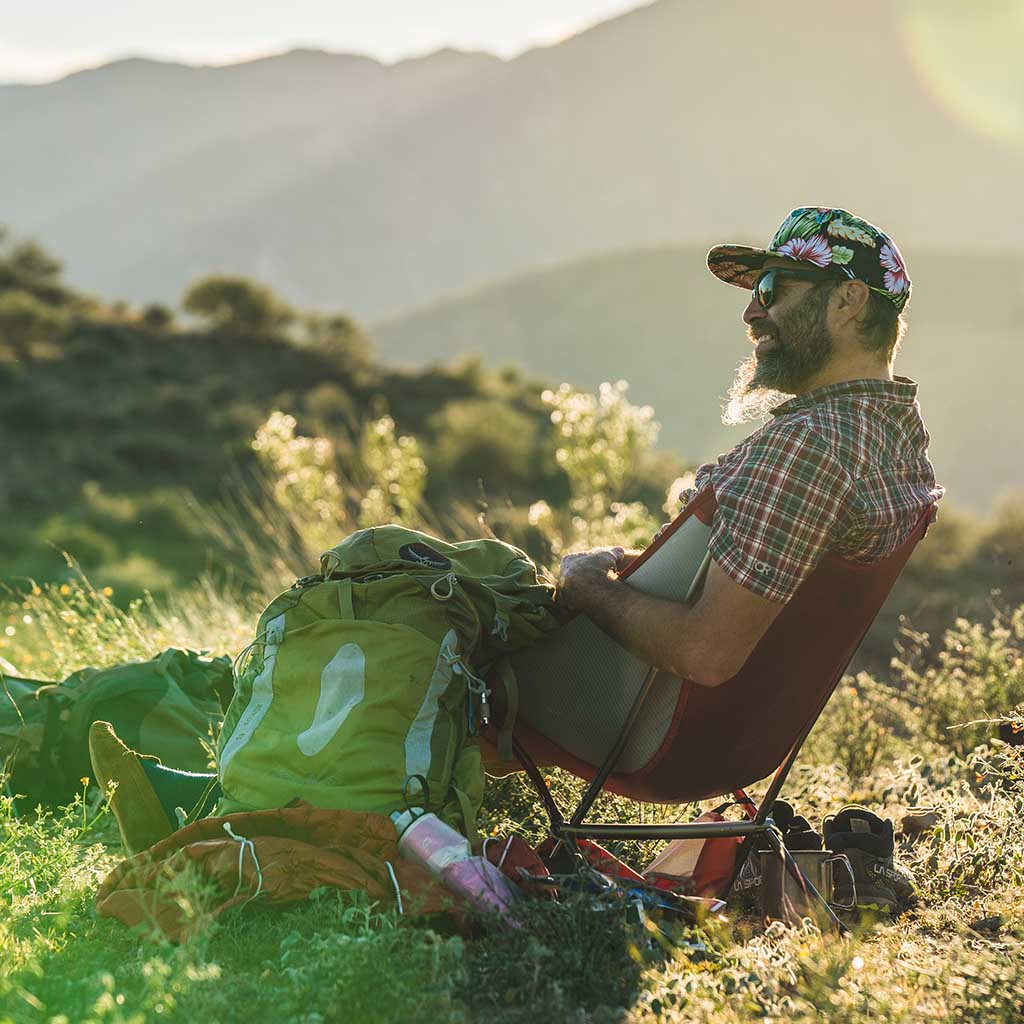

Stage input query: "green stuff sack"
[
  {"left": 1, "top": 648, "right": 230, "bottom": 807},
  {"left": 217, "top": 526, "right": 559, "bottom": 838}
]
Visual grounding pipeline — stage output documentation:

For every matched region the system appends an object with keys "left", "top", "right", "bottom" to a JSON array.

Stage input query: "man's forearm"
[{"left": 558, "top": 568, "right": 724, "bottom": 686}]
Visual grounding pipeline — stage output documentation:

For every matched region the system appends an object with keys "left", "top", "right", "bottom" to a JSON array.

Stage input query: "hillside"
[
  {"left": 0, "top": 235, "right": 677, "bottom": 595},
  {"left": 374, "top": 245, "right": 1024, "bottom": 514},
  {"left": 0, "top": 315, "right": 570, "bottom": 592},
  {"left": 1, "top": 1, "right": 1022, "bottom": 316}
]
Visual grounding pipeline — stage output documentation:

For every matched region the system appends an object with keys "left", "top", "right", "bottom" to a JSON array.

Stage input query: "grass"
[{"left": 2, "top": 583, "right": 1024, "bottom": 1023}]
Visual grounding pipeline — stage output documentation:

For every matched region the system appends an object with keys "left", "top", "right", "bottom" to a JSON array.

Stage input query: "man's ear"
[{"left": 833, "top": 278, "right": 870, "bottom": 327}]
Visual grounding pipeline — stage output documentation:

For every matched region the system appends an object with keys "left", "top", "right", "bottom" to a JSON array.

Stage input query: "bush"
[
  {"left": 35, "top": 515, "right": 119, "bottom": 568},
  {"left": 182, "top": 275, "right": 294, "bottom": 338},
  {"left": 301, "top": 311, "right": 371, "bottom": 368},
  {"left": 896, "top": 606, "right": 1024, "bottom": 755},
  {"left": 0, "top": 288, "right": 68, "bottom": 359},
  {"left": 141, "top": 303, "right": 175, "bottom": 331},
  {"left": 535, "top": 381, "right": 664, "bottom": 554},
  {"left": 428, "top": 398, "right": 539, "bottom": 493},
  {"left": 357, "top": 415, "right": 427, "bottom": 528},
  {"left": 804, "top": 672, "right": 920, "bottom": 780}
]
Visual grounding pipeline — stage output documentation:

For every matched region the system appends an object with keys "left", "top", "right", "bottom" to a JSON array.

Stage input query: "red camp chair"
[{"left": 488, "top": 487, "right": 935, "bottom": 929}]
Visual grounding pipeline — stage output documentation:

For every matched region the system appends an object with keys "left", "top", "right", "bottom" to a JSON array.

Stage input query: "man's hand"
[
  {"left": 554, "top": 548, "right": 784, "bottom": 687},
  {"left": 557, "top": 547, "right": 625, "bottom": 609}
]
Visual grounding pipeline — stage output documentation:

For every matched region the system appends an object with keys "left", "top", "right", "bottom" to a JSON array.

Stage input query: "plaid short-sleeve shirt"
[{"left": 684, "top": 376, "right": 944, "bottom": 603}]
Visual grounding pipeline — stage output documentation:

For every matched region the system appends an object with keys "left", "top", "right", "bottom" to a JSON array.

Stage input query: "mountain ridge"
[
  {"left": 0, "top": 46, "right": 505, "bottom": 91},
  {"left": 1, "top": 0, "right": 1020, "bottom": 316}
]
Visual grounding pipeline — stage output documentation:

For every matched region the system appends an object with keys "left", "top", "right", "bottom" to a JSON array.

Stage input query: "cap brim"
[{"left": 706, "top": 244, "right": 771, "bottom": 289}]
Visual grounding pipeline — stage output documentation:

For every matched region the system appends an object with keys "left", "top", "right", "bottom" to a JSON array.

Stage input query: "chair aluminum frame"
[{"left": 512, "top": 665, "right": 848, "bottom": 932}]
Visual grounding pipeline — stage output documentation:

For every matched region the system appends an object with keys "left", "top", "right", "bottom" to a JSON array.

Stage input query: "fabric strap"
[
  {"left": 452, "top": 784, "right": 479, "bottom": 847},
  {"left": 337, "top": 581, "right": 355, "bottom": 620},
  {"left": 494, "top": 660, "right": 519, "bottom": 763}
]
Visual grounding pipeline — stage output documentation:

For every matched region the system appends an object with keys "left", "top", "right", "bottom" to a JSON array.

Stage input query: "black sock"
[{"left": 140, "top": 761, "right": 221, "bottom": 825}]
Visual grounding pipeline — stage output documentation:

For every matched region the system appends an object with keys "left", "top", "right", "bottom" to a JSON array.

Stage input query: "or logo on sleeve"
[{"left": 753, "top": 561, "right": 775, "bottom": 578}]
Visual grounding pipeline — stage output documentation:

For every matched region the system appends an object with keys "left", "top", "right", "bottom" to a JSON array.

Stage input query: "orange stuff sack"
[{"left": 96, "top": 801, "right": 465, "bottom": 942}]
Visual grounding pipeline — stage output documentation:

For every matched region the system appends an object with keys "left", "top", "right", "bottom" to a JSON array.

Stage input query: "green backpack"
[
  {"left": 0, "top": 648, "right": 230, "bottom": 807},
  {"left": 216, "top": 526, "right": 559, "bottom": 838}
]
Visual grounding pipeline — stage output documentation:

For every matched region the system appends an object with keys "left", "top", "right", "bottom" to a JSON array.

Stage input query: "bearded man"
[{"left": 556, "top": 207, "right": 944, "bottom": 687}]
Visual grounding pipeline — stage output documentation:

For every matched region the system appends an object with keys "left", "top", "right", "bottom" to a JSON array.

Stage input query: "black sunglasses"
[{"left": 753, "top": 267, "right": 846, "bottom": 309}]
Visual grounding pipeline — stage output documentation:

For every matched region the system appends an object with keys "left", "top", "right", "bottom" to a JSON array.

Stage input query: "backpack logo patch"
[
  {"left": 399, "top": 543, "right": 452, "bottom": 570},
  {"left": 297, "top": 643, "right": 367, "bottom": 757}
]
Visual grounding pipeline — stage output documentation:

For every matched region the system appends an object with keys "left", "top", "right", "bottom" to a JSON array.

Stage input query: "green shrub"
[
  {"left": 0, "top": 288, "right": 68, "bottom": 360},
  {"left": 357, "top": 415, "right": 427, "bottom": 529},
  {"left": 908, "top": 748, "right": 1024, "bottom": 901},
  {"left": 541, "top": 381, "right": 661, "bottom": 552},
  {"left": 428, "top": 398, "right": 539, "bottom": 493},
  {"left": 35, "top": 516, "right": 119, "bottom": 568},
  {"left": 182, "top": 275, "right": 294, "bottom": 338},
  {"left": 805, "top": 673, "right": 920, "bottom": 780},
  {"left": 896, "top": 606, "right": 1024, "bottom": 755}
]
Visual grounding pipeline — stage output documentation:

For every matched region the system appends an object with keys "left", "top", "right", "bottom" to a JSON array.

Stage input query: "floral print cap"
[{"left": 707, "top": 207, "right": 911, "bottom": 311}]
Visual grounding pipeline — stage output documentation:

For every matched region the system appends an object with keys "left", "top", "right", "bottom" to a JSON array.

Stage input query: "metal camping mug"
[{"left": 758, "top": 849, "right": 856, "bottom": 926}]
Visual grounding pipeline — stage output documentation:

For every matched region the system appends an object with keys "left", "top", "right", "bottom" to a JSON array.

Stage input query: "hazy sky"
[{"left": 0, "top": 1, "right": 643, "bottom": 83}]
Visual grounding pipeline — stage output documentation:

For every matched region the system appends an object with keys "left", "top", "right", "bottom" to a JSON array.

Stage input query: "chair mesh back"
[{"left": 511, "top": 500, "right": 711, "bottom": 772}]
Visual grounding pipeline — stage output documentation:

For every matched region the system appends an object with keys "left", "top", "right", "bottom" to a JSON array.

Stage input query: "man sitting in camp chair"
[
  {"left": 557, "top": 206, "right": 942, "bottom": 687},
  {"left": 531, "top": 207, "right": 943, "bottom": 917}
]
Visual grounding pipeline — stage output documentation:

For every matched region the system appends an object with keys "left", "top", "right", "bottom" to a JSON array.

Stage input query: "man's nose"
[{"left": 742, "top": 293, "right": 767, "bottom": 326}]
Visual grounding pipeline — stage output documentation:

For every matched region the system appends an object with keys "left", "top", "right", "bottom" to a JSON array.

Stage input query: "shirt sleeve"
[{"left": 707, "top": 419, "right": 854, "bottom": 602}]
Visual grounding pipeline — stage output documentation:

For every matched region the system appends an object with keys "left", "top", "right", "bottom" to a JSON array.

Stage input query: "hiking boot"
[
  {"left": 823, "top": 805, "right": 916, "bottom": 916},
  {"left": 89, "top": 721, "right": 175, "bottom": 855},
  {"left": 731, "top": 801, "right": 824, "bottom": 910}
]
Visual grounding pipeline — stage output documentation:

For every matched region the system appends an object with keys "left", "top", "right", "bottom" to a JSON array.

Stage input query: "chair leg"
[
  {"left": 514, "top": 665, "right": 660, "bottom": 863},
  {"left": 511, "top": 735, "right": 564, "bottom": 831},
  {"left": 569, "top": 666, "right": 660, "bottom": 827},
  {"left": 722, "top": 736, "right": 808, "bottom": 899}
]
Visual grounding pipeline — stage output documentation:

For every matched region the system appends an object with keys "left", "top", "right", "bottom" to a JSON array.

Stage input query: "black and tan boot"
[{"left": 823, "top": 805, "right": 916, "bottom": 915}]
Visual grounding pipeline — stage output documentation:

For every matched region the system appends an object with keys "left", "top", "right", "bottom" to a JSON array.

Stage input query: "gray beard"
[
  {"left": 722, "top": 283, "right": 835, "bottom": 426},
  {"left": 721, "top": 354, "right": 792, "bottom": 425}
]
